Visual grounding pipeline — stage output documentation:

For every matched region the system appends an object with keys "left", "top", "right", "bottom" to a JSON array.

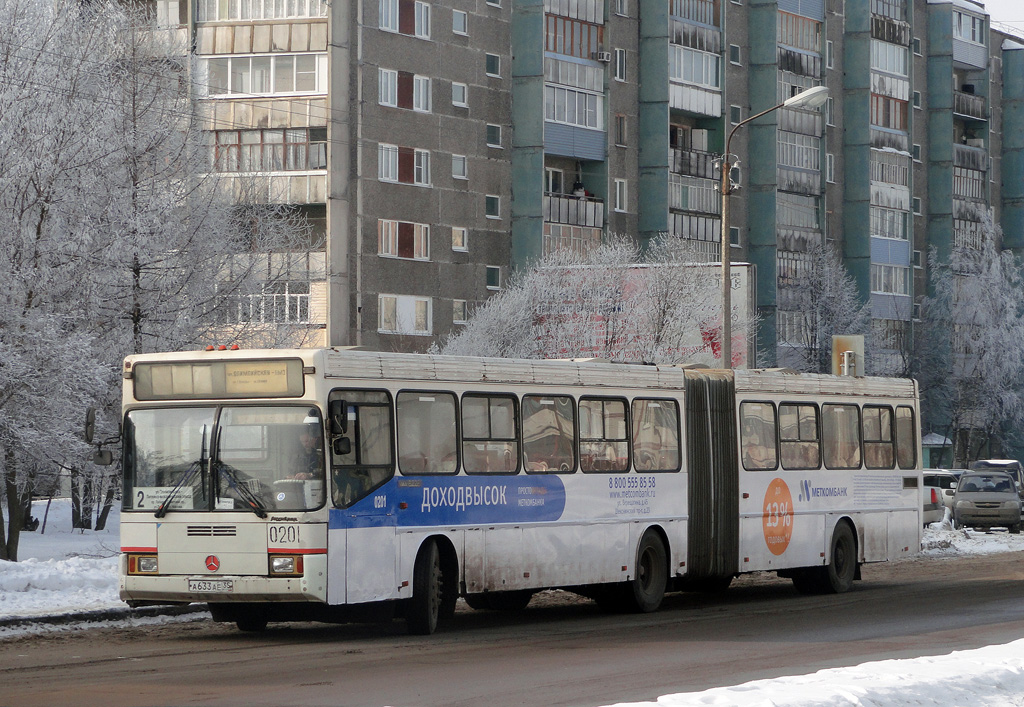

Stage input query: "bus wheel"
[
  {"left": 627, "top": 531, "right": 668, "bottom": 613},
  {"left": 824, "top": 522, "right": 857, "bottom": 594},
  {"left": 408, "top": 540, "right": 444, "bottom": 635}
]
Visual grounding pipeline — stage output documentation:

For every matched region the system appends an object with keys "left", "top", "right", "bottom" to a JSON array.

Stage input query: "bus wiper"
[
  {"left": 155, "top": 425, "right": 207, "bottom": 518},
  {"left": 216, "top": 463, "right": 268, "bottom": 518}
]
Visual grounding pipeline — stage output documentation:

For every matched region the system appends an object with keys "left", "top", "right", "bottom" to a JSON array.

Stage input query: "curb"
[{"left": 0, "top": 604, "right": 210, "bottom": 631}]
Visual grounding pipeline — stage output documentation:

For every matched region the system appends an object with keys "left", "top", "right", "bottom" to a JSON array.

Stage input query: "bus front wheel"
[
  {"left": 408, "top": 540, "right": 444, "bottom": 635},
  {"left": 627, "top": 531, "right": 668, "bottom": 613}
]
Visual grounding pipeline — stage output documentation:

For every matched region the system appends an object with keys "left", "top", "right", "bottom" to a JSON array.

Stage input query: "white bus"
[{"left": 119, "top": 348, "right": 922, "bottom": 633}]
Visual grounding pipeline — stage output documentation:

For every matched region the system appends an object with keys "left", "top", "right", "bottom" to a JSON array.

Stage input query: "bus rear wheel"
[{"left": 824, "top": 522, "right": 857, "bottom": 593}]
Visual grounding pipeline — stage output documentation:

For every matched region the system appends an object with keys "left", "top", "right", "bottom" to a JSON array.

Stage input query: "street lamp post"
[{"left": 719, "top": 85, "right": 829, "bottom": 369}]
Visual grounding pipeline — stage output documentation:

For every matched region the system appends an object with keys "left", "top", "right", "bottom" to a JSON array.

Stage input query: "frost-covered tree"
[
  {"left": 776, "top": 242, "right": 871, "bottom": 373},
  {"left": 916, "top": 214, "right": 1024, "bottom": 466},
  {"left": 438, "top": 236, "right": 756, "bottom": 366},
  {"left": 0, "top": 0, "right": 313, "bottom": 559}
]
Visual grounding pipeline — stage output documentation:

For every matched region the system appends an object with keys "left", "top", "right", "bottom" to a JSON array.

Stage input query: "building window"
[
  {"left": 453, "top": 300, "right": 468, "bottom": 324},
  {"left": 379, "top": 294, "right": 432, "bottom": 335},
  {"left": 826, "top": 40, "right": 834, "bottom": 69},
  {"left": 205, "top": 54, "right": 327, "bottom": 96},
  {"left": 777, "top": 11, "right": 821, "bottom": 53},
  {"left": 198, "top": 0, "right": 327, "bottom": 20},
  {"left": 614, "top": 0, "right": 627, "bottom": 16},
  {"left": 912, "top": 91, "right": 921, "bottom": 109},
  {"left": 378, "top": 143, "right": 399, "bottom": 181},
  {"left": 452, "top": 154, "right": 468, "bottom": 179},
  {"left": 544, "top": 84, "right": 604, "bottom": 129},
  {"left": 730, "top": 226, "right": 740, "bottom": 246},
  {"left": 546, "top": 167, "right": 563, "bottom": 193},
  {"left": 668, "top": 45, "right": 720, "bottom": 89},
  {"left": 379, "top": 68, "right": 398, "bottom": 106},
  {"left": 912, "top": 143, "right": 922, "bottom": 162},
  {"left": 413, "top": 76, "right": 431, "bottom": 112},
  {"left": 379, "top": 0, "right": 399, "bottom": 31},
  {"left": 486, "top": 266, "right": 501, "bottom": 290},
  {"left": 452, "top": 82, "right": 468, "bottom": 107},
  {"left": 378, "top": 219, "right": 430, "bottom": 260},
  {"left": 614, "top": 114, "right": 627, "bottom": 146},
  {"left": 486, "top": 124, "right": 502, "bottom": 147},
  {"left": 913, "top": 250, "right": 922, "bottom": 268},
  {"left": 414, "top": 149, "right": 431, "bottom": 185},
  {"left": 485, "top": 195, "right": 500, "bottom": 219},
  {"left": 826, "top": 96, "right": 835, "bottom": 126},
  {"left": 212, "top": 128, "right": 327, "bottom": 172},
  {"left": 452, "top": 226, "right": 468, "bottom": 251},
  {"left": 870, "top": 206, "right": 908, "bottom": 240},
  {"left": 912, "top": 197, "right": 922, "bottom": 215},
  {"left": 729, "top": 44, "right": 741, "bottom": 65},
  {"left": 913, "top": 37, "right": 922, "bottom": 55},
  {"left": 614, "top": 48, "right": 627, "bottom": 80},
  {"left": 826, "top": 153, "right": 835, "bottom": 183},
  {"left": 485, "top": 54, "right": 500, "bottom": 77},
  {"left": 870, "top": 264, "right": 910, "bottom": 296},
  {"left": 614, "top": 179, "right": 627, "bottom": 212},
  {"left": 870, "top": 39, "right": 909, "bottom": 77},
  {"left": 730, "top": 105, "right": 742, "bottom": 125},
  {"left": 486, "top": 0, "right": 500, "bottom": 6},
  {"left": 953, "top": 11, "right": 985, "bottom": 45},
  {"left": 221, "top": 281, "right": 313, "bottom": 324},
  {"left": 777, "top": 131, "right": 821, "bottom": 171},
  {"left": 545, "top": 15, "right": 604, "bottom": 60},
  {"left": 414, "top": 1, "right": 431, "bottom": 38},
  {"left": 453, "top": 9, "right": 467, "bottom": 34},
  {"left": 870, "top": 94, "right": 908, "bottom": 132}
]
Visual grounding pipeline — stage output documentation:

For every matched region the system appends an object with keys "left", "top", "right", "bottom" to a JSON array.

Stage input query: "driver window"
[{"left": 329, "top": 390, "right": 395, "bottom": 508}]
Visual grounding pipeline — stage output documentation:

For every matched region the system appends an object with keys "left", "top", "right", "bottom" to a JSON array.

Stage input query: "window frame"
[
  {"left": 630, "top": 398, "right": 681, "bottom": 473},
  {"left": 740, "top": 401, "right": 779, "bottom": 471},
  {"left": 578, "top": 396, "right": 631, "bottom": 473},
  {"left": 460, "top": 393, "right": 521, "bottom": 475},
  {"left": 396, "top": 389, "right": 459, "bottom": 475},
  {"left": 778, "top": 402, "right": 821, "bottom": 471}
]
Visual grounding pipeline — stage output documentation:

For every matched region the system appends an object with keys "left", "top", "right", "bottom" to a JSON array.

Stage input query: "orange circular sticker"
[{"left": 763, "top": 478, "right": 794, "bottom": 556}]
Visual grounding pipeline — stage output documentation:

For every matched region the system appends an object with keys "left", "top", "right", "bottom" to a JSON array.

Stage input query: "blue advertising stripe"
[{"left": 329, "top": 476, "right": 567, "bottom": 529}]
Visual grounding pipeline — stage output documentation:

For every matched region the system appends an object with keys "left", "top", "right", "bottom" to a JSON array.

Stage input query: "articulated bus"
[{"left": 119, "top": 348, "right": 922, "bottom": 634}]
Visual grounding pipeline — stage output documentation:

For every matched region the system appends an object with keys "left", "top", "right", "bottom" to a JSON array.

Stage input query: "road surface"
[{"left": 2, "top": 550, "right": 1022, "bottom": 707}]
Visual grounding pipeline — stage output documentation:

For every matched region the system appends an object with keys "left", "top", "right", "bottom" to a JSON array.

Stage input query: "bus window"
[
  {"left": 631, "top": 399, "right": 680, "bottom": 472},
  {"left": 462, "top": 394, "right": 519, "bottom": 473},
  {"left": 895, "top": 406, "right": 916, "bottom": 469},
  {"left": 329, "top": 390, "right": 395, "bottom": 508},
  {"left": 823, "top": 404, "right": 861, "bottom": 469},
  {"left": 397, "top": 391, "right": 458, "bottom": 474},
  {"left": 522, "top": 395, "right": 576, "bottom": 472},
  {"left": 779, "top": 403, "right": 820, "bottom": 470},
  {"left": 579, "top": 398, "right": 629, "bottom": 472},
  {"left": 740, "top": 402, "right": 777, "bottom": 471},
  {"left": 863, "top": 405, "right": 895, "bottom": 469}
]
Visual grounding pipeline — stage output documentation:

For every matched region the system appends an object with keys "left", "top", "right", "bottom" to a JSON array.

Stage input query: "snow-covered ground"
[{"left": 3, "top": 500, "right": 1024, "bottom": 706}]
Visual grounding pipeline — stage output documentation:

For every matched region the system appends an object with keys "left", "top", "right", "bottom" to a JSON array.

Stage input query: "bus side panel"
[
  {"left": 484, "top": 526, "right": 525, "bottom": 590},
  {"left": 347, "top": 526, "right": 399, "bottom": 602},
  {"left": 327, "top": 525, "right": 347, "bottom": 604},
  {"left": 887, "top": 508, "right": 920, "bottom": 561}
]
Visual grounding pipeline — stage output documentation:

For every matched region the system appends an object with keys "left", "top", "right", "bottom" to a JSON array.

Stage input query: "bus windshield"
[{"left": 123, "top": 405, "right": 326, "bottom": 513}]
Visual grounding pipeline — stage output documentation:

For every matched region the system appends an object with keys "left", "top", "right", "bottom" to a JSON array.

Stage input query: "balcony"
[
  {"left": 669, "top": 174, "right": 720, "bottom": 215},
  {"left": 670, "top": 148, "right": 717, "bottom": 179},
  {"left": 669, "top": 0, "right": 718, "bottom": 25},
  {"left": 954, "top": 90, "right": 987, "bottom": 121},
  {"left": 953, "top": 142, "right": 988, "bottom": 171},
  {"left": 544, "top": 193, "right": 605, "bottom": 228}
]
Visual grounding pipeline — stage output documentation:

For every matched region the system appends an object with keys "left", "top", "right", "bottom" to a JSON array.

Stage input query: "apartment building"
[{"left": 151, "top": 0, "right": 1024, "bottom": 364}]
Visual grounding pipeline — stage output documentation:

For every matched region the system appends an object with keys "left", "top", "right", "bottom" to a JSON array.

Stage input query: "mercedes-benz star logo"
[{"left": 205, "top": 555, "right": 220, "bottom": 572}]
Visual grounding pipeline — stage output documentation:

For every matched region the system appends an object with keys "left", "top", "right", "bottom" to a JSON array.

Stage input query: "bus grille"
[{"left": 187, "top": 525, "right": 237, "bottom": 537}]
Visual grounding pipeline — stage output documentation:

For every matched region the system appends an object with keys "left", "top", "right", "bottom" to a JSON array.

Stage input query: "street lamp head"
[{"left": 783, "top": 85, "right": 829, "bottom": 110}]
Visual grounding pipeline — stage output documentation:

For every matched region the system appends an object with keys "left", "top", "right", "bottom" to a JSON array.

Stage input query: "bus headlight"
[
  {"left": 128, "top": 554, "right": 159, "bottom": 574},
  {"left": 269, "top": 555, "right": 304, "bottom": 576}
]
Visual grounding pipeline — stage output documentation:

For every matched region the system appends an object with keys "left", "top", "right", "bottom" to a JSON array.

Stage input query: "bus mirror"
[
  {"left": 329, "top": 400, "right": 348, "bottom": 436},
  {"left": 333, "top": 437, "right": 352, "bottom": 456},
  {"left": 93, "top": 449, "right": 113, "bottom": 466}
]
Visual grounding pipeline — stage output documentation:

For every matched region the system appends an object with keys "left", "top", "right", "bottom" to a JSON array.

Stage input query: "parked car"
[
  {"left": 925, "top": 470, "right": 965, "bottom": 513},
  {"left": 969, "top": 460, "right": 1024, "bottom": 496},
  {"left": 952, "top": 471, "right": 1022, "bottom": 533},
  {"left": 922, "top": 475, "right": 945, "bottom": 526}
]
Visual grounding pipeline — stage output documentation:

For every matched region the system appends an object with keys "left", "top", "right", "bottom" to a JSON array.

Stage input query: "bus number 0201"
[
  {"left": 268, "top": 525, "right": 300, "bottom": 544},
  {"left": 374, "top": 495, "right": 387, "bottom": 509}
]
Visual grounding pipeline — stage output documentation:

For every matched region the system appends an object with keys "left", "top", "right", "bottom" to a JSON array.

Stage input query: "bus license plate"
[{"left": 188, "top": 579, "right": 233, "bottom": 592}]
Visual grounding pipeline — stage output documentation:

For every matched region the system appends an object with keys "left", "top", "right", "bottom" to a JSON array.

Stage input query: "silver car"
[{"left": 952, "top": 471, "right": 1022, "bottom": 533}]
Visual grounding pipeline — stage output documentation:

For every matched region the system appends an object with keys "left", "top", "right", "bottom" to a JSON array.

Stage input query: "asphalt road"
[{"left": 2, "top": 550, "right": 1023, "bottom": 707}]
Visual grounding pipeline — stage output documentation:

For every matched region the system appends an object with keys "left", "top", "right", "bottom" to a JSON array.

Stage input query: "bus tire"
[
  {"left": 626, "top": 531, "right": 668, "bottom": 613},
  {"left": 823, "top": 522, "right": 857, "bottom": 594},
  {"left": 408, "top": 540, "right": 444, "bottom": 635},
  {"left": 235, "top": 610, "right": 268, "bottom": 632}
]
